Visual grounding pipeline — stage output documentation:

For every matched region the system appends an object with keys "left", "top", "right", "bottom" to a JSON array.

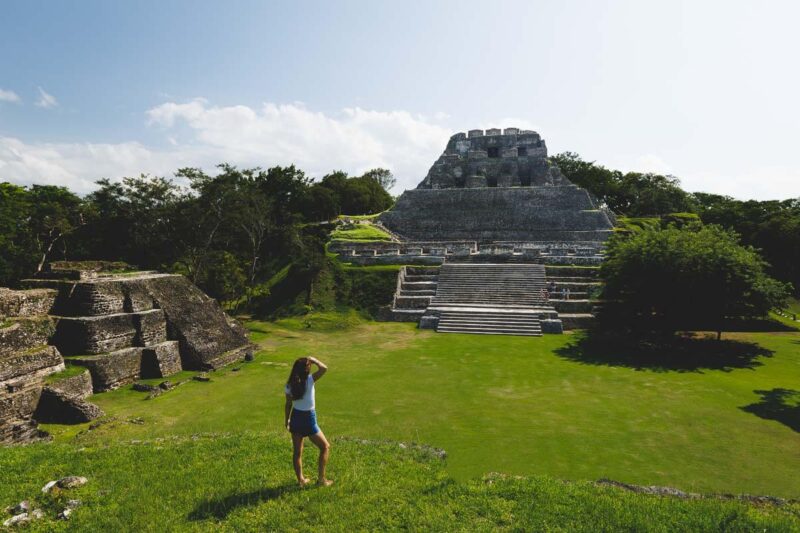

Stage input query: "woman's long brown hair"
[{"left": 287, "top": 357, "right": 311, "bottom": 400}]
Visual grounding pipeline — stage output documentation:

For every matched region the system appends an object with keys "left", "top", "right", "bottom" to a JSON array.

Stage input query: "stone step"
[
  {"left": 438, "top": 327, "right": 542, "bottom": 335},
  {"left": 437, "top": 326, "right": 542, "bottom": 336},
  {"left": 404, "top": 275, "right": 438, "bottom": 282},
  {"left": 400, "top": 290, "right": 436, "bottom": 297},
  {"left": 437, "top": 318, "right": 540, "bottom": 327},
  {"left": 393, "top": 296, "right": 433, "bottom": 309},
  {"left": 401, "top": 281, "right": 437, "bottom": 289}
]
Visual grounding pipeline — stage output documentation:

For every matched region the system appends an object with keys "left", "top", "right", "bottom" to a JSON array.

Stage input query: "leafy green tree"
[
  {"left": 600, "top": 224, "right": 791, "bottom": 340},
  {"left": 203, "top": 251, "right": 247, "bottom": 303},
  {"left": 551, "top": 152, "right": 697, "bottom": 216},
  {"left": 693, "top": 193, "right": 800, "bottom": 296},
  {"left": 362, "top": 168, "right": 396, "bottom": 192},
  {"left": 302, "top": 184, "right": 340, "bottom": 221},
  {"left": 0, "top": 183, "right": 35, "bottom": 285},
  {"left": 25, "top": 185, "right": 89, "bottom": 273}
]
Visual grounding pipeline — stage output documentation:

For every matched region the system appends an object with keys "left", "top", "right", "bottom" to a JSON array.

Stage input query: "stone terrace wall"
[
  {"left": 0, "top": 289, "right": 64, "bottom": 444},
  {"left": 379, "top": 186, "right": 614, "bottom": 243}
]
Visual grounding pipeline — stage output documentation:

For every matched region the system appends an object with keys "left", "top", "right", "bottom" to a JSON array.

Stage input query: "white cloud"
[
  {"left": 0, "top": 89, "right": 21, "bottom": 103},
  {"left": 603, "top": 153, "right": 800, "bottom": 200},
  {"left": 35, "top": 87, "right": 58, "bottom": 109},
  {"left": 1, "top": 101, "right": 458, "bottom": 193},
  {"left": 0, "top": 137, "right": 192, "bottom": 194},
  {"left": 146, "top": 100, "right": 453, "bottom": 191},
  {"left": 607, "top": 153, "right": 674, "bottom": 176},
  {"left": 681, "top": 166, "right": 800, "bottom": 201}
]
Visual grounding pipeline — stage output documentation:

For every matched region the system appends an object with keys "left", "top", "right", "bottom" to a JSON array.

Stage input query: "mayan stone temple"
[
  {"left": 330, "top": 127, "right": 615, "bottom": 336},
  {"left": 0, "top": 262, "right": 253, "bottom": 444}
]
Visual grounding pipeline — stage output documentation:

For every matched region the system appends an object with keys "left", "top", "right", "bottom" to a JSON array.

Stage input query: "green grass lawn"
[
  {"left": 39, "top": 313, "right": 800, "bottom": 500},
  {"left": 4, "top": 433, "right": 797, "bottom": 532}
]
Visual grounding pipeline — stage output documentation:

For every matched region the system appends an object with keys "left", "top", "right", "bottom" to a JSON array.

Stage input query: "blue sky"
[{"left": 1, "top": 0, "right": 799, "bottom": 199}]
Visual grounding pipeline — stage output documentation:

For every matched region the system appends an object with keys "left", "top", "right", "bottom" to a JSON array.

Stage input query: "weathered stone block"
[
  {"left": 34, "top": 388, "right": 104, "bottom": 424},
  {"left": 133, "top": 309, "right": 167, "bottom": 346},
  {"left": 46, "top": 368, "right": 93, "bottom": 400},
  {"left": 418, "top": 315, "right": 439, "bottom": 329},
  {"left": 0, "top": 317, "right": 55, "bottom": 357},
  {"left": 141, "top": 341, "right": 182, "bottom": 378},
  {"left": 540, "top": 319, "right": 564, "bottom": 334},
  {"left": 53, "top": 309, "right": 165, "bottom": 355},
  {"left": 141, "top": 276, "right": 251, "bottom": 369},
  {"left": 0, "top": 345, "right": 63, "bottom": 444},
  {"left": 1, "top": 345, "right": 64, "bottom": 383},
  {"left": 0, "top": 288, "right": 56, "bottom": 318},
  {"left": 70, "top": 348, "right": 144, "bottom": 391}
]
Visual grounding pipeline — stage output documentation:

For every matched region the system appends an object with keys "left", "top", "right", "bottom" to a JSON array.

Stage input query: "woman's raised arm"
[{"left": 309, "top": 356, "right": 328, "bottom": 382}]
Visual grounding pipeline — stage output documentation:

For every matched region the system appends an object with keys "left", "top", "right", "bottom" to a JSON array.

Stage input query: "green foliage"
[
  {"left": 252, "top": 258, "right": 398, "bottom": 318},
  {"left": 317, "top": 169, "right": 394, "bottom": 216},
  {"left": 601, "top": 224, "right": 791, "bottom": 337},
  {"left": 203, "top": 251, "right": 247, "bottom": 302},
  {"left": 340, "top": 265, "right": 400, "bottom": 313},
  {"left": 0, "top": 183, "right": 88, "bottom": 285},
  {"left": 552, "top": 152, "right": 697, "bottom": 216},
  {"left": 694, "top": 193, "right": 800, "bottom": 295},
  {"left": 615, "top": 216, "right": 661, "bottom": 233}
]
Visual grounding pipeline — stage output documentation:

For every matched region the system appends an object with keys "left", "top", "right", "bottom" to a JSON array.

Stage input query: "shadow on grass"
[
  {"left": 721, "top": 317, "right": 798, "bottom": 332},
  {"left": 188, "top": 483, "right": 297, "bottom": 520},
  {"left": 740, "top": 389, "right": 800, "bottom": 433},
  {"left": 555, "top": 332, "right": 774, "bottom": 372}
]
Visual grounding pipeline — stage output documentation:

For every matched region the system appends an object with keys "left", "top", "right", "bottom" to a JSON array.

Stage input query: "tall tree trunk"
[{"left": 36, "top": 233, "right": 60, "bottom": 273}]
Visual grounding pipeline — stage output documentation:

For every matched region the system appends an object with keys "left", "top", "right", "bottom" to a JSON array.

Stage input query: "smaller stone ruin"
[
  {"left": 1, "top": 262, "right": 254, "bottom": 444},
  {"left": 1, "top": 288, "right": 68, "bottom": 443}
]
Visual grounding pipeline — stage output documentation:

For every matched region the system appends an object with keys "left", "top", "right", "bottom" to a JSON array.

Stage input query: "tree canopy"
[
  {"left": 0, "top": 165, "right": 396, "bottom": 304},
  {"left": 600, "top": 223, "right": 791, "bottom": 339}
]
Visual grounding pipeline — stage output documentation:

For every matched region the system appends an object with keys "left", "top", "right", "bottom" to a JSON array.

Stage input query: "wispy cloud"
[
  {"left": 0, "top": 89, "right": 21, "bottom": 103},
  {"left": 35, "top": 87, "right": 58, "bottom": 109}
]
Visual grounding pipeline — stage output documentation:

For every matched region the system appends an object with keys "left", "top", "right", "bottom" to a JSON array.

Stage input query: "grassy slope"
[
  {"left": 2, "top": 434, "right": 797, "bottom": 532},
  {"left": 40, "top": 314, "right": 800, "bottom": 499},
  {"left": 330, "top": 223, "right": 392, "bottom": 241}
]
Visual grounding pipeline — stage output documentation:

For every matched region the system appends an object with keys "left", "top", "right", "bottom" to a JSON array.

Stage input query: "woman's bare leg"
[
  {"left": 291, "top": 433, "right": 310, "bottom": 485},
  {"left": 308, "top": 431, "right": 332, "bottom": 486}
]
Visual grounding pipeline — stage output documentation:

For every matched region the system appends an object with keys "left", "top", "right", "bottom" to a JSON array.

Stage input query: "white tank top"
[{"left": 285, "top": 374, "right": 315, "bottom": 410}]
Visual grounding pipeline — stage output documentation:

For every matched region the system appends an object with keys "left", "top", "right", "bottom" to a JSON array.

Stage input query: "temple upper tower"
[{"left": 417, "top": 128, "right": 571, "bottom": 189}]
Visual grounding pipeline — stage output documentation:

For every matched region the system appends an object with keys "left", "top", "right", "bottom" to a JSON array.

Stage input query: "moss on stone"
[{"left": 45, "top": 364, "right": 88, "bottom": 384}]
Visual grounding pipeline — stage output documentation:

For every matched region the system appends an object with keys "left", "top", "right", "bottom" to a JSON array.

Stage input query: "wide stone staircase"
[{"left": 425, "top": 263, "right": 555, "bottom": 336}]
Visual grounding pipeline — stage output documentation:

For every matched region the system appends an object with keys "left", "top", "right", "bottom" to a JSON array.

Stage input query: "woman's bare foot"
[
  {"left": 298, "top": 477, "right": 311, "bottom": 487},
  {"left": 317, "top": 479, "right": 334, "bottom": 487}
]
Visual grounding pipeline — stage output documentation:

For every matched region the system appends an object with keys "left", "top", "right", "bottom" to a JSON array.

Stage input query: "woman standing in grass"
[{"left": 285, "top": 356, "right": 333, "bottom": 487}]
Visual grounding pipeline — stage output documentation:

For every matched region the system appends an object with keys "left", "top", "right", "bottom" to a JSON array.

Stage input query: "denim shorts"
[{"left": 290, "top": 409, "right": 320, "bottom": 437}]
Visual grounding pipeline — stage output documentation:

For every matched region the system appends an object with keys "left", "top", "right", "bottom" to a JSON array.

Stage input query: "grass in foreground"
[
  {"left": 1, "top": 433, "right": 797, "bottom": 532},
  {"left": 38, "top": 312, "right": 800, "bottom": 499}
]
